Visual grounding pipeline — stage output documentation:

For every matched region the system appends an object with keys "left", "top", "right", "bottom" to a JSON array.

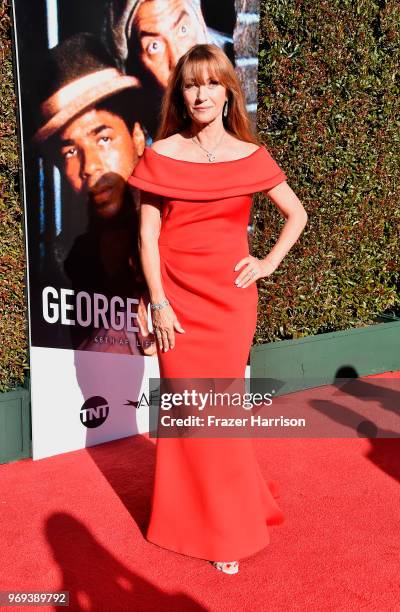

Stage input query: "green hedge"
[
  {"left": 0, "top": 0, "right": 399, "bottom": 391},
  {"left": 0, "top": 0, "right": 29, "bottom": 392},
  {"left": 253, "top": 0, "right": 400, "bottom": 343}
]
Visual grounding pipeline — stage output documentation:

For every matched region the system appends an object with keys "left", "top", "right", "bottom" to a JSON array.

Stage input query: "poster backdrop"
[{"left": 11, "top": 0, "right": 261, "bottom": 459}]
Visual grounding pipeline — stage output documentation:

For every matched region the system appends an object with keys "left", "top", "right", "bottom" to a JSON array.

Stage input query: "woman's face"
[{"left": 181, "top": 67, "right": 228, "bottom": 127}]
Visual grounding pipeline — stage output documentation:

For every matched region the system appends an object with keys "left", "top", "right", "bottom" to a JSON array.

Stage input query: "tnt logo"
[{"left": 80, "top": 396, "right": 109, "bottom": 428}]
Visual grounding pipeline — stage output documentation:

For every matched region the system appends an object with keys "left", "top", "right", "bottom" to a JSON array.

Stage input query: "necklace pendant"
[{"left": 207, "top": 152, "right": 216, "bottom": 162}]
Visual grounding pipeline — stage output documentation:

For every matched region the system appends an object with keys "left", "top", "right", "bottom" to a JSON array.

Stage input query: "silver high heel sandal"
[{"left": 211, "top": 561, "right": 239, "bottom": 574}]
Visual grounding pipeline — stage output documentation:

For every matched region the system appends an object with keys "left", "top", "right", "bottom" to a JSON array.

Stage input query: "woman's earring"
[
  {"left": 183, "top": 107, "right": 187, "bottom": 119},
  {"left": 223, "top": 100, "right": 228, "bottom": 117}
]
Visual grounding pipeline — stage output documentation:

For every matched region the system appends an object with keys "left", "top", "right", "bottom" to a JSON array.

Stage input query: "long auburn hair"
[{"left": 154, "top": 44, "right": 262, "bottom": 145}]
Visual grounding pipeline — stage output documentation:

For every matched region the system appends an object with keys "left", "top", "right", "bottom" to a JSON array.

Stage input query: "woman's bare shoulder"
[
  {"left": 226, "top": 136, "right": 261, "bottom": 155},
  {"left": 150, "top": 133, "right": 261, "bottom": 159},
  {"left": 150, "top": 134, "right": 183, "bottom": 155}
]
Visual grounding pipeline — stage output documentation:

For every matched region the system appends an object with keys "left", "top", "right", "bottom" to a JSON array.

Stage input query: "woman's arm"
[
  {"left": 136, "top": 293, "right": 157, "bottom": 356},
  {"left": 138, "top": 190, "right": 185, "bottom": 351},
  {"left": 234, "top": 182, "right": 308, "bottom": 288},
  {"left": 261, "top": 181, "right": 308, "bottom": 270},
  {"left": 138, "top": 190, "right": 167, "bottom": 303}
]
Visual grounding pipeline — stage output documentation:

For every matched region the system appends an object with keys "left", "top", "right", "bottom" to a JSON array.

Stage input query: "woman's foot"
[{"left": 211, "top": 561, "right": 239, "bottom": 574}]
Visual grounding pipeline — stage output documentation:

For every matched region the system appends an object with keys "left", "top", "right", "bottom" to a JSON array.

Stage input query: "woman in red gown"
[{"left": 128, "top": 44, "right": 308, "bottom": 574}]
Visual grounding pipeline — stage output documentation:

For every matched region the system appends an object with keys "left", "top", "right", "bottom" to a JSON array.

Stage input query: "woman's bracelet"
[{"left": 150, "top": 299, "right": 170, "bottom": 311}]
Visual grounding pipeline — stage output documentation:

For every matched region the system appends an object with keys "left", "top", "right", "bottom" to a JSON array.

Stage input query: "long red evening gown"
[{"left": 128, "top": 144, "right": 287, "bottom": 561}]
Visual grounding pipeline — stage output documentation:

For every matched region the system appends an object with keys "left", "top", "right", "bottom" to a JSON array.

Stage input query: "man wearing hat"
[{"left": 33, "top": 32, "right": 156, "bottom": 355}]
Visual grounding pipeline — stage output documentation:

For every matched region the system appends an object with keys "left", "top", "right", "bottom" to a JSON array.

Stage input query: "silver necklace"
[{"left": 190, "top": 131, "right": 226, "bottom": 162}]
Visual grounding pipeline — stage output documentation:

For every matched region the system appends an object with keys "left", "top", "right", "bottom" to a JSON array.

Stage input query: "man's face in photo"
[
  {"left": 56, "top": 107, "right": 143, "bottom": 220},
  {"left": 132, "top": 0, "right": 207, "bottom": 87}
]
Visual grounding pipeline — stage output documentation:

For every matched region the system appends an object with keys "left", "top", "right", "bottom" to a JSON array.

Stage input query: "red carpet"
[{"left": 1, "top": 372, "right": 400, "bottom": 611}]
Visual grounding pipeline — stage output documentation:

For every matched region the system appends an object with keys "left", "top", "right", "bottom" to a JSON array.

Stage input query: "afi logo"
[{"left": 80, "top": 396, "right": 109, "bottom": 428}]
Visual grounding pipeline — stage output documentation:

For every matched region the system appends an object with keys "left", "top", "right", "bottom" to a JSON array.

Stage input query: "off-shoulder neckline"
[{"left": 146, "top": 145, "right": 264, "bottom": 165}]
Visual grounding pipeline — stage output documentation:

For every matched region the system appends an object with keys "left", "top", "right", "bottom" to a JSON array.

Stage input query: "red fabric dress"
[{"left": 128, "top": 145, "right": 287, "bottom": 561}]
